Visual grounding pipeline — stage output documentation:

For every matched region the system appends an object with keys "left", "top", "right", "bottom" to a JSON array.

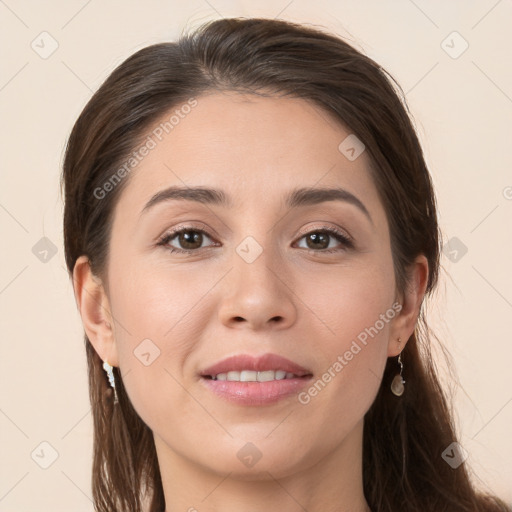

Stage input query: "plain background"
[{"left": 1, "top": 1, "right": 511, "bottom": 510}]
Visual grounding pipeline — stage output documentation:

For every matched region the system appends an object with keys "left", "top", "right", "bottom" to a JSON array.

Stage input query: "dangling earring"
[
  {"left": 391, "top": 337, "right": 405, "bottom": 397},
  {"left": 102, "top": 360, "right": 118, "bottom": 403}
]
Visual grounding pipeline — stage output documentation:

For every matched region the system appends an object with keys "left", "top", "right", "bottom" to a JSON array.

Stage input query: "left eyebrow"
[
  {"left": 140, "top": 185, "right": 373, "bottom": 225},
  {"left": 285, "top": 186, "right": 373, "bottom": 225}
]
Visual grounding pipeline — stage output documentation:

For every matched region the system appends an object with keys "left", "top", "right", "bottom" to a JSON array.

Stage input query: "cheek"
[
  {"left": 108, "top": 256, "right": 214, "bottom": 342},
  {"left": 295, "top": 256, "right": 396, "bottom": 346},
  {"left": 106, "top": 258, "right": 221, "bottom": 421},
  {"left": 292, "top": 260, "right": 394, "bottom": 419}
]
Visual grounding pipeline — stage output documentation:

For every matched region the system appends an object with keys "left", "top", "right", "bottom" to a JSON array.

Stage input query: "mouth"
[
  {"left": 200, "top": 352, "right": 312, "bottom": 377},
  {"left": 199, "top": 353, "right": 313, "bottom": 405},
  {"left": 202, "top": 370, "right": 308, "bottom": 381}
]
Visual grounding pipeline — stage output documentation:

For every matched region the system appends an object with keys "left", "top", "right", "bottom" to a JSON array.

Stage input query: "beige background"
[{"left": 1, "top": 0, "right": 511, "bottom": 510}]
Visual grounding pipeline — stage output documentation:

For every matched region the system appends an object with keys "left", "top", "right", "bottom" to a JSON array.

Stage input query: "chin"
[
  {"left": 201, "top": 442, "right": 310, "bottom": 481},
  {"left": 217, "top": 459, "right": 306, "bottom": 482}
]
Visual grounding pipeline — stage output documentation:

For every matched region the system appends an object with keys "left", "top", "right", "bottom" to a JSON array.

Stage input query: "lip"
[
  {"left": 200, "top": 353, "right": 312, "bottom": 378},
  {"left": 199, "top": 353, "right": 313, "bottom": 406}
]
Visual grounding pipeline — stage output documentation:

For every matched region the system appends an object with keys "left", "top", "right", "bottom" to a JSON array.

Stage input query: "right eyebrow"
[{"left": 140, "top": 186, "right": 231, "bottom": 216}]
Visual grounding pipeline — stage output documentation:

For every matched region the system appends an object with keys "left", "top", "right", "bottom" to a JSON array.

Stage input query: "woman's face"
[{"left": 103, "top": 91, "right": 401, "bottom": 478}]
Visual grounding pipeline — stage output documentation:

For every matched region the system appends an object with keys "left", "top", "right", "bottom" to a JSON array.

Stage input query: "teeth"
[
  {"left": 239, "top": 370, "right": 257, "bottom": 382},
  {"left": 258, "top": 370, "right": 278, "bottom": 382},
  {"left": 211, "top": 370, "right": 298, "bottom": 381}
]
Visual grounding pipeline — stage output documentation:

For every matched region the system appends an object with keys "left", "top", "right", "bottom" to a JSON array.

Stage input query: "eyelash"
[{"left": 156, "top": 225, "right": 354, "bottom": 255}]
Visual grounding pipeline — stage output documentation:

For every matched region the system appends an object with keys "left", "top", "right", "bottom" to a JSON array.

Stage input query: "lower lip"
[{"left": 200, "top": 376, "right": 312, "bottom": 405}]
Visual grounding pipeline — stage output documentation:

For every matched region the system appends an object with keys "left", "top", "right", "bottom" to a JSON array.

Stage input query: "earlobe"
[
  {"left": 388, "top": 254, "right": 429, "bottom": 357},
  {"left": 72, "top": 255, "right": 119, "bottom": 366}
]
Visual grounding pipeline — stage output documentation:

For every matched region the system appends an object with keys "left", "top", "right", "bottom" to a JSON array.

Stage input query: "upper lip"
[{"left": 200, "top": 353, "right": 312, "bottom": 377}]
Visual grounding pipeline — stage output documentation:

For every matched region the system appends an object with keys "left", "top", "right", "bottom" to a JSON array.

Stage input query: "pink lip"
[
  {"left": 200, "top": 353, "right": 311, "bottom": 377},
  {"left": 199, "top": 353, "right": 313, "bottom": 406},
  {"left": 200, "top": 378, "right": 312, "bottom": 405}
]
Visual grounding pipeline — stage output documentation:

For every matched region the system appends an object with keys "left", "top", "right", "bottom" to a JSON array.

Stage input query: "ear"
[
  {"left": 387, "top": 254, "right": 429, "bottom": 357},
  {"left": 72, "top": 255, "right": 119, "bottom": 366}
]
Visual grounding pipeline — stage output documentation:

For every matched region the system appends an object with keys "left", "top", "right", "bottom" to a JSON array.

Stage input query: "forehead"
[{"left": 114, "top": 91, "right": 386, "bottom": 226}]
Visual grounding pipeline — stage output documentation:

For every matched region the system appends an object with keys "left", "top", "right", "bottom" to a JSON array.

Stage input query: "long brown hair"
[{"left": 61, "top": 17, "right": 511, "bottom": 512}]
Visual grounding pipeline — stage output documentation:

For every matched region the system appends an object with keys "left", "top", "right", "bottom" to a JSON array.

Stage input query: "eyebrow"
[{"left": 140, "top": 185, "right": 373, "bottom": 224}]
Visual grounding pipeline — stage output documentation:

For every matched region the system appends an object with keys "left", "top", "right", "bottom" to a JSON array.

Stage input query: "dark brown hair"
[{"left": 61, "top": 17, "right": 510, "bottom": 512}]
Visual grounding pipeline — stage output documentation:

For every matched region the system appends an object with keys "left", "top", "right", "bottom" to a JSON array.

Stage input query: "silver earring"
[
  {"left": 391, "top": 338, "right": 405, "bottom": 397},
  {"left": 102, "top": 360, "right": 118, "bottom": 403}
]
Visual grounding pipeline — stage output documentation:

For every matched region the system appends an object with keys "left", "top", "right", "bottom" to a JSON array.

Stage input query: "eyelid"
[
  {"left": 157, "top": 221, "right": 216, "bottom": 241},
  {"left": 294, "top": 223, "right": 353, "bottom": 243}
]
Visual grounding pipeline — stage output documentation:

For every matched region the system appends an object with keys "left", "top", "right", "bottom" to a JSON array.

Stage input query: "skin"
[{"left": 73, "top": 91, "right": 428, "bottom": 512}]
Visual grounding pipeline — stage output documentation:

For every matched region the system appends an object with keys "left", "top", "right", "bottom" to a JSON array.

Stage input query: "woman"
[{"left": 61, "top": 17, "right": 510, "bottom": 512}]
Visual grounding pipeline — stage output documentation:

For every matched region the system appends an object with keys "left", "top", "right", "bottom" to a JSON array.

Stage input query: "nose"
[{"left": 217, "top": 243, "right": 297, "bottom": 331}]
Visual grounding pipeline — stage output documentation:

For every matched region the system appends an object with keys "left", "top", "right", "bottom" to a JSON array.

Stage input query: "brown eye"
[
  {"left": 158, "top": 228, "right": 216, "bottom": 253},
  {"left": 176, "top": 230, "right": 204, "bottom": 250},
  {"left": 305, "top": 232, "right": 330, "bottom": 250},
  {"left": 295, "top": 228, "right": 353, "bottom": 252}
]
